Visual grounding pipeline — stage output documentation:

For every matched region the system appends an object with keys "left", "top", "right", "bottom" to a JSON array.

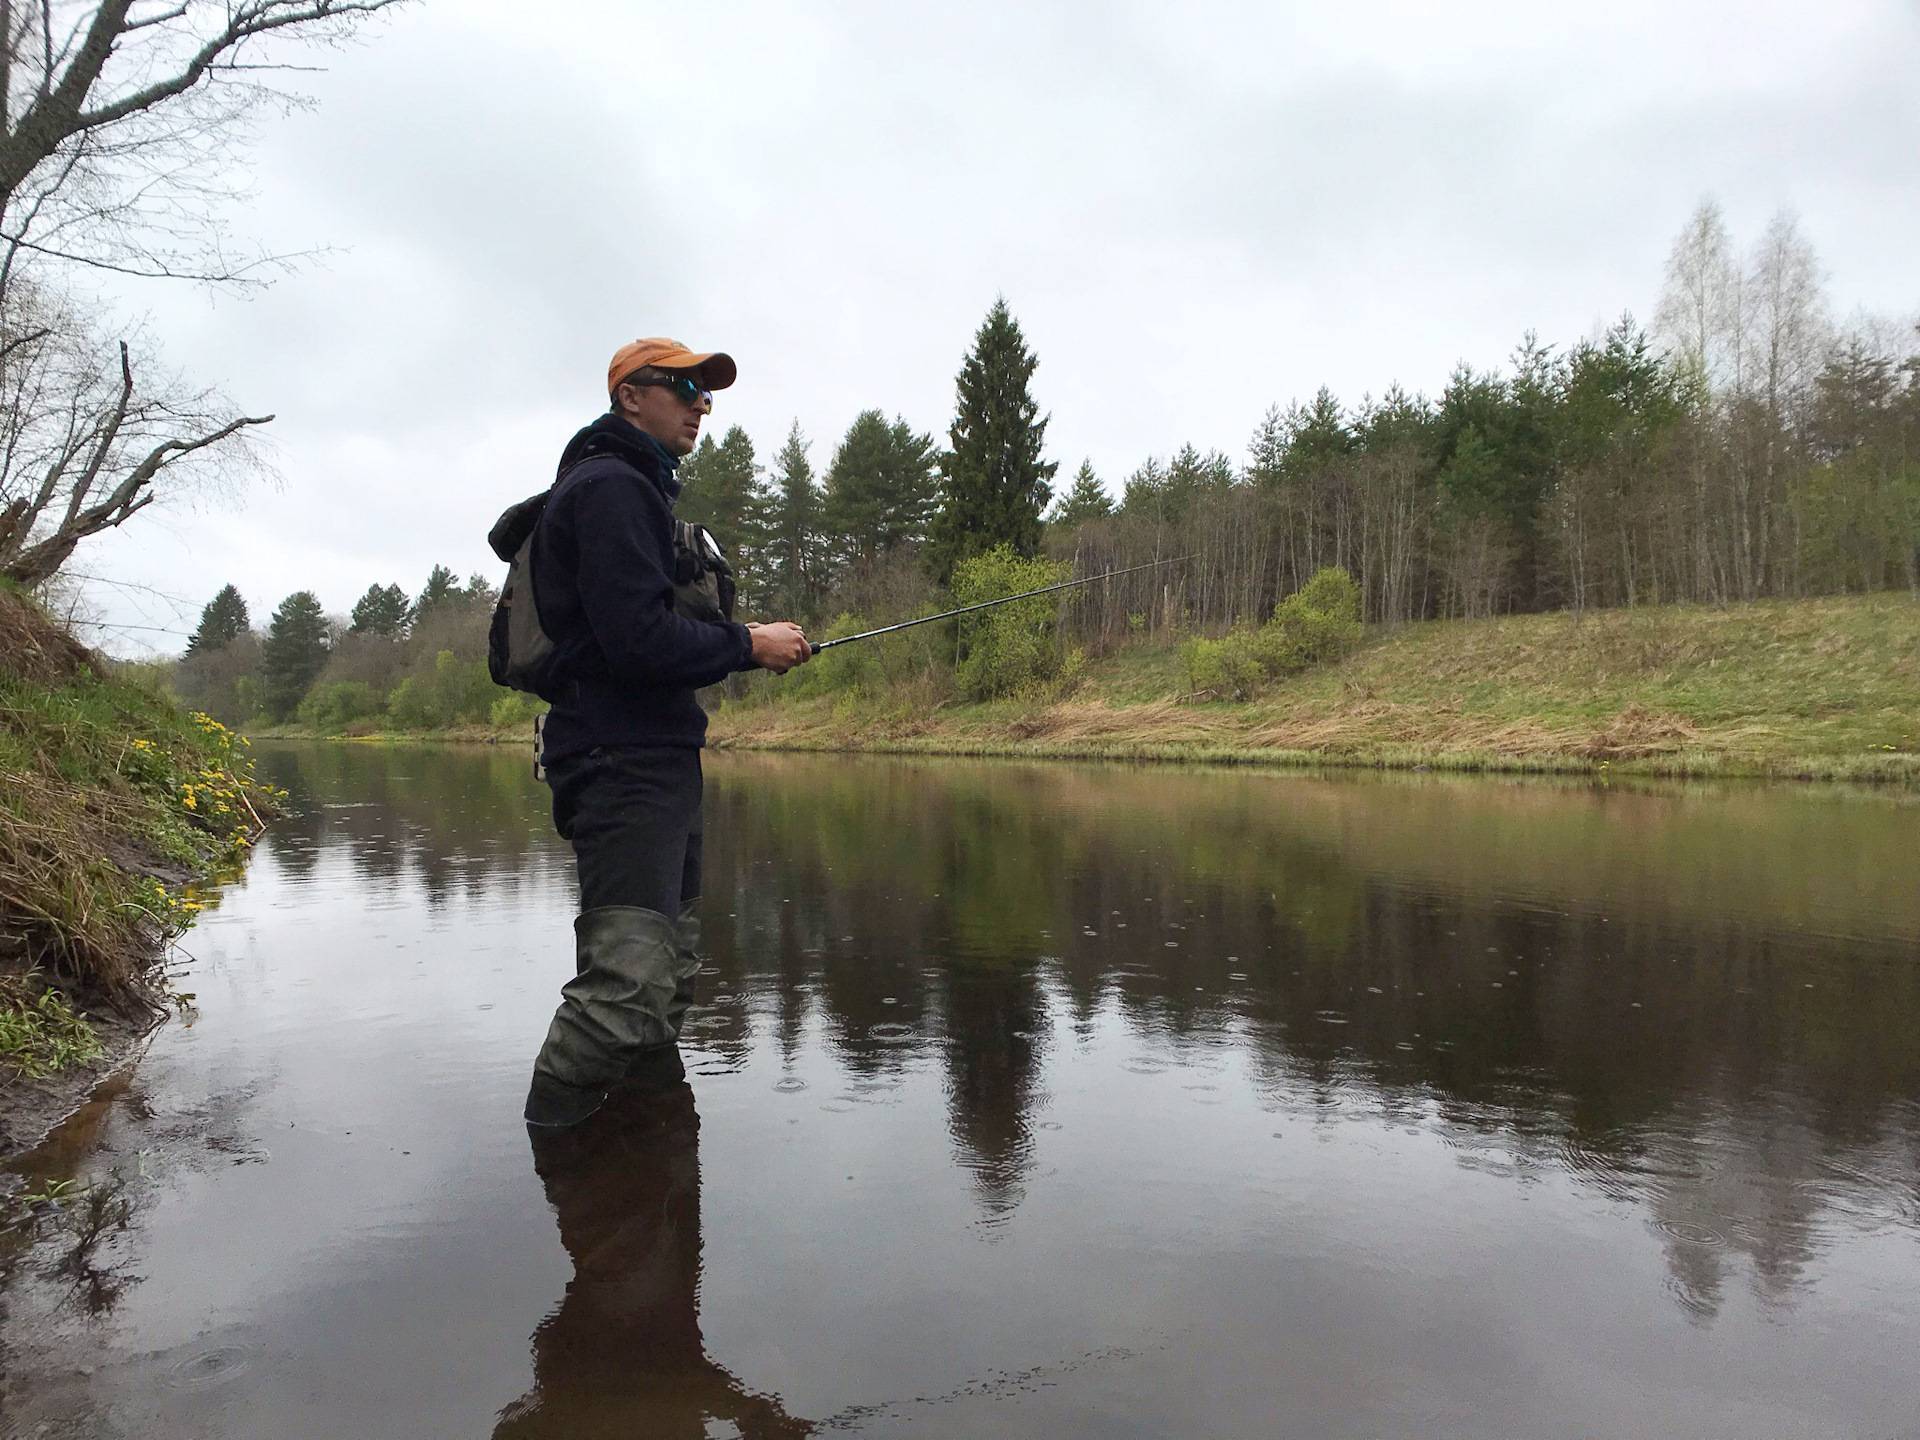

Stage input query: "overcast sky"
[{"left": 70, "top": 0, "right": 1920, "bottom": 654}]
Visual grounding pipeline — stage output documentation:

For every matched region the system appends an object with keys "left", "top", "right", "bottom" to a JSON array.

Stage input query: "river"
[{"left": 3, "top": 743, "right": 1918, "bottom": 1438}]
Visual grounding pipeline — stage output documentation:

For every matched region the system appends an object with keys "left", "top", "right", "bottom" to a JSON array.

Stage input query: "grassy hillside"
[
  {"left": 0, "top": 586, "right": 276, "bottom": 1091},
  {"left": 707, "top": 594, "right": 1920, "bottom": 783}
]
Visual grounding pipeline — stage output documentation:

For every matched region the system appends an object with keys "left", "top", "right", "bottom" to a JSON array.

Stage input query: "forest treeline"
[{"left": 165, "top": 204, "right": 1918, "bottom": 732}]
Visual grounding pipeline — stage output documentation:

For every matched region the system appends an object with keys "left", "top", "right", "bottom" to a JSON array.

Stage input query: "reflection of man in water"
[{"left": 493, "top": 1085, "right": 811, "bottom": 1438}]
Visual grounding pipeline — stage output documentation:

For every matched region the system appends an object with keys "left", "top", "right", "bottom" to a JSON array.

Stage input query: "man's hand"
[{"left": 747, "top": 621, "right": 811, "bottom": 674}]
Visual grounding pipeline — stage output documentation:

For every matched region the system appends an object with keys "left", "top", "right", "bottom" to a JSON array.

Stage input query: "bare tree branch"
[
  {"left": 0, "top": 2, "right": 396, "bottom": 588},
  {"left": 0, "top": 0, "right": 407, "bottom": 280},
  {"left": 0, "top": 223, "right": 297, "bottom": 280}
]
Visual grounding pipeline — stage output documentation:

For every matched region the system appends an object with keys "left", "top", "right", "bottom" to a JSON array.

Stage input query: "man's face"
[{"left": 617, "top": 372, "right": 711, "bottom": 457}]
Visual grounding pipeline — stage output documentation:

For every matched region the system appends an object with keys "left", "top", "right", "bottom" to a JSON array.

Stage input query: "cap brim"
[{"left": 653, "top": 349, "right": 737, "bottom": 390}]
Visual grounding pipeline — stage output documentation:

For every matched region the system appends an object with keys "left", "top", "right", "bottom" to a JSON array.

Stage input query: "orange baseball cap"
[{"left": 606, "top": 337, "right": 737, "bottom": 395}]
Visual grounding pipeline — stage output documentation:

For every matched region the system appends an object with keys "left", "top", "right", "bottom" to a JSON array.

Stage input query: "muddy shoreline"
[{"left": 0, "top": 1011, "right": 159, "bottom": 1170}]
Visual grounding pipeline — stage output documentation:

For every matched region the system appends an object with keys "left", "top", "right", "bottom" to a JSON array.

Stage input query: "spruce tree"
[
  {"left": 929, "top": 298, "right": 1058, "bottom": 581},
  {"left": 184, "top": 583, "right": 250, "bottom": 655},
  {"left": 674, "top": 435, "right": 723, "bottom": 522},
  {"left": 823, "top": 411, "right": 939, "bottom": 569},
  {"left": 260, "top": 591, "right": 331, "bottom": 720},
  {"left": 679, "top": 425, "right": 772, "bottom": 568},
  {"left": 1047, "top": 460, "right": 1114, "bottom": 530},
  {"left": 1119, "top": 456, "right": 1170, "bottom": 522},
  {"left": 766, "top": 420, "right": 823, "bottom": 618},
  {"left": 413, "top": 564, "right": 461, "bottom": 622},
  {"left": 348, "top": 583, "right": 411, "bottom": 636}
]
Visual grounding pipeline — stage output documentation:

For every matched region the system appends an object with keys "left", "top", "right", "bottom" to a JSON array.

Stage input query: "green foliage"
[
  {"left": 414, "top": 564, "right": 462, "bottom": 620},
  {"left": 296, "top": 680, "right": 380, "bottom": 733},
  {"left": 1185, "top": 566, "right": 1363, "bottom": 698},
  {"left": 1118, "top": 445, "right": 1234, "bottom": 525},
  {"left": 765, "top": 419, "right": 824, "bottom": 619},
  {"left": 678, "top": 426, "right": 774, "bottom": 607},
  {"left": 259, "top": 590, "right": 330, "bottom": 720},
  {"left": 184, "top": 583, "right": 249, "bottom": 655},
  {"left": 1048, "top": 459, "right": 1113, "bottom": 530},
  {"left": 783, "top": 613, "right": 885, "bottom": 698},
  {"left": 387, "top": 650, "right": 494, "bottom": 729},
  {"left": 953, "top": 546, "right": 1070, "bottom": 701},
  {"left": 823, "top": 410, "right": 940, "bottom": 568},
  {"left": 349, "top": 582, "right": 411, "bottom": 636},
  {"left": 0, "top": 595, "right": 277, "bottom": 1004},
  {"left": 1264, "top": 567, "right": 1364, "bottom": 667},
  {"left": 0, "top": 975, "right": 102, "bottom": 1077},
  {"left": 1185, "top": 631, "right": 1266, "bottom": 700},
  {"left": 489, "top": 690, "right": 548, "bottom": 729},
  {"left": 929, "top": 297, "right": 1058, "bottom": 580}
]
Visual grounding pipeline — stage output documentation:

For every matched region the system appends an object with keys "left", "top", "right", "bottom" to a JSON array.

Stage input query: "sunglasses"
[{"left": 623, "top": 373, "right": 712, "bottom": 407}]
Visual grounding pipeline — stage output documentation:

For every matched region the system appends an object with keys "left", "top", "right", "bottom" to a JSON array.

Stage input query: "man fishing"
[{"left": 520, "top": 338, "right": 811, "bottom": 1129}]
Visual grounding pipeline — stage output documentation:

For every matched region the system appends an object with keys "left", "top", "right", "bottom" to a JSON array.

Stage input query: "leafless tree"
[
  {"left": 0, "top": 0, "right": 405, "bottom": 587},
  {"left": 0, "top": 289, "right": 267, "bottom": 582},
  {"left": 1733, "top": 211, "right": 1829, "bottom": 596},
  {"left": 1655, "top": 199, "right": 1741, "bottom": 394}
]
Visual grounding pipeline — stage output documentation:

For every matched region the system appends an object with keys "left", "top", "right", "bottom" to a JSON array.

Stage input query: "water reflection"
[
  {"left": 5, "top": 745, "right": 1917, "bottom": 1437},
  {"left": 494, "top": 1085, "right": 811, "bottom": 1438},
  {"left": 699, "top": 754, "right": 1920, "bottom": 1316},
  {"left": 263, "top": 744, "right": 1920, "bottom": 1312}
]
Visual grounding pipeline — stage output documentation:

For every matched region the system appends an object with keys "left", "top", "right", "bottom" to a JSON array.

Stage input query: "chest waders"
[{"left": 524, "top": 524, "right": 736, "bottom": 1130}]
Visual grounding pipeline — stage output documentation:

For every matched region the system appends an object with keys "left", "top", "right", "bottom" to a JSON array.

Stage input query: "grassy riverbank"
[
  {"left": 262, "top": 594, "right": 1920, "bottom": 784},
  {"left": 708, "top": 594, "right": 1920, "bottom": 783},
  {"left": 0, "top": 587, "right": 276, "bottom": 1149}
]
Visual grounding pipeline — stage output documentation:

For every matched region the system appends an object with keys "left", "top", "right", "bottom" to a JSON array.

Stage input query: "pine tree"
[
  {"left": 348, "top": 583, "right": 411, "bottom": 636},
  {"left": 1047, "top": 460, "right": 1113, "bottom": 530},
  {"left": 414, "top": 564, "right": 461, "bottom": 622},
  {"left": 678, "top": 427, "right": 757, "bottom": 539},
  {"left": 766, "top": 420, "right": 823, "bottom": 618},
  {"left": 184, "top": 583, "right": 250, "bottom": 655},
  {"left": 823, "top": 410, "right": 939, "bottom": 570},
  {"left": 462, "top": 573, "right": 498, "bottom": 609},
  {"left": 1119, "top": 456, "right": 1170, "bottom": 521},
  {"left": 674, "top": 436, "right": 723, "bottom": 522},
  {"left": 260, "top": 590, "right": 331, "bottom": 720},
  {"left": 928, "top": 298, "right": 1058, "bottom": 581}
]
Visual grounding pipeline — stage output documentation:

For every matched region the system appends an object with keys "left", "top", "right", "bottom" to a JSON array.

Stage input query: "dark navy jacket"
[{"left": 531, "top": 415, "right": 752, "bottom": 759}]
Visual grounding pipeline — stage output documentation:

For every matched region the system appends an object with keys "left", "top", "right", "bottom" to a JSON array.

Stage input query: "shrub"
[
  {"left": 1185, "top": 631, "right": 1265, "bottom": 699},
  {"left": 489, "top": 691, "right": 548, "bottom": 729},
  {"left": 385, "top": 650, "right": 495, "bottom": 729},
  {"left": 1184, "top": 566, "right": 1364, "bottom": 699},
  {"left": 784, "top": 613, "right": 884, "bottom": 699},
  {"left": 1265, "top": 566, "right": 1363, "bottom": 673},
  {"left": 953, "top": 546, "right": 1070, "bottom": 701},
  {"left": 296, "top": 680, "right": 380, "bottom": 734},
  {"left": 385, "top": 676, "right": 431, "bottom": 729}
]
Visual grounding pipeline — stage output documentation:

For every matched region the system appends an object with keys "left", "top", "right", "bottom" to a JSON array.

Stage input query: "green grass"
[
  {"left": 0, "top": 975, "right": 103, "bottom": 1078},
  {"left": 1, "top": 590, "right": 277, "bottom": 1075},
  {"left": 706, "top": 594, "right": 1920, "bottom": 783}
]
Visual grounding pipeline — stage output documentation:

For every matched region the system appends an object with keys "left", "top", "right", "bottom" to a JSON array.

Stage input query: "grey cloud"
[{"left": 70, "top": 0, "right": 1920, "bottom": 651}]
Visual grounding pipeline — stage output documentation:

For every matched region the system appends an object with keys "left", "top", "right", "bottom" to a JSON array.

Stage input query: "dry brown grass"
[
  {"left": 1577, "top": 704, "right": 1700, "bottom": 760},
  {"left": 1000, "top": 699, "right": 1231, "bottom": 746},
  {"left": 0, "top": 587, "right": 99, "bottom": 687}
]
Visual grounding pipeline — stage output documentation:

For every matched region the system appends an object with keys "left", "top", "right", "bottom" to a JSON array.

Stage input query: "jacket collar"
[{"left": 556, "top": 414, "right": 682, "bottom": 501}]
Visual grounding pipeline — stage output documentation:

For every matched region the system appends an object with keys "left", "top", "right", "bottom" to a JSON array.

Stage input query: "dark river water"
[{"left": 4, "top": 743, "right": 1920, "bottom": 1438}]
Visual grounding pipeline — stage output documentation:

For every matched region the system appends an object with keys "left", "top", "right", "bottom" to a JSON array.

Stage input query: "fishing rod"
[{"left": 809, "top": 554, "right": 1196, "bottom": 654}]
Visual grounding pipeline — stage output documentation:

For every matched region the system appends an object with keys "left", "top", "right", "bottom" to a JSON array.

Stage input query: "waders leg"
[{"left": 525, "top": 905, "right": 682, "bottom": 1128}]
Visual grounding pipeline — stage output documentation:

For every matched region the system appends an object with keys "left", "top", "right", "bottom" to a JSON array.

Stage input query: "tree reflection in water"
[{"left": 256, "top": 743, "right": 1920, "bottom": 1320}]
